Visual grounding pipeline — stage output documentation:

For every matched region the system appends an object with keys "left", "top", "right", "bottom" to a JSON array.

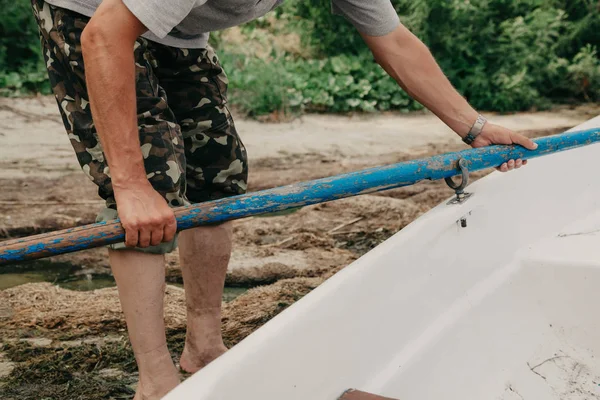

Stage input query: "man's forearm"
[
  {"left": 81, "top": 0, "right": 148, "bottom": 188},
  {"left": 362, "top": 25, "right": 479, "bottom": 137}
]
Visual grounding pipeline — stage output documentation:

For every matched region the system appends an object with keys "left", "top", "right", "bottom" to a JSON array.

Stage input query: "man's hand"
[
  {"left": 114, "top": 183, "right": 177, "bottom": 248},
  {"left": 471, "top": 124, "right": 538, "bottom": 172}
]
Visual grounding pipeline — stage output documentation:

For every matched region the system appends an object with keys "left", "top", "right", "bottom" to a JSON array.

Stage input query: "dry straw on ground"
[{"left": 1, "top": 277, "right": 325, "bottom": 346}]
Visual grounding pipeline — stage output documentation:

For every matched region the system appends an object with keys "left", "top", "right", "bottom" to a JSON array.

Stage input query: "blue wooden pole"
[{"left": 1, "top": 127, "right": 599, "bottom": 265}]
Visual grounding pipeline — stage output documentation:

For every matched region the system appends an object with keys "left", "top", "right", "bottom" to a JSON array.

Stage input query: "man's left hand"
[{"left": 471, "top": 123, "right": 538, "bottom": 172}]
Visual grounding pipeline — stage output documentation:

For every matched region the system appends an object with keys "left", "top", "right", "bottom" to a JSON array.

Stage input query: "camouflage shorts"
[{"left": 31, "top": 0, "right": 248, "bottom": 253}]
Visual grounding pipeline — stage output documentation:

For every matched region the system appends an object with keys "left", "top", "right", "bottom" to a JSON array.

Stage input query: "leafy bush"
[
  {"left": 220, "top": 52, "right": 295, "bottom": 117},
  {"left": 276, "top": 0, "right": 366, "bottom": 57},
  {"left": 567, "top": 45, "right": 600, "bottom": 101},
  {"left": 282, "top": 0, "right": 600, "bottom": 111},
  {"left": 0, "top": 0, "right": 50, "bottom": 95},
  {"left": 221, "top": 52, "right": 422, "bottom": 117},
  {"left": 400, "top": 0, "right": 600, "bottom": 110}
]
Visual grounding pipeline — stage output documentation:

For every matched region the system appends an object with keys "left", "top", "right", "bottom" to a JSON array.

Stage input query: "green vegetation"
[
  {"left": 1, "top": 0, "right": 599, "bottom": 115},
  {"left": 0, "top": 0, "right": 50, "bottom": 96},
  {"left": 220, "top": 51, "right": 424, "bottom": 117}
]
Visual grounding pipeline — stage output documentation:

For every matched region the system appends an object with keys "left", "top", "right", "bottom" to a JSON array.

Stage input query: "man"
[{"left": 31, "top": 0, "right": 535, "bottom": 398}]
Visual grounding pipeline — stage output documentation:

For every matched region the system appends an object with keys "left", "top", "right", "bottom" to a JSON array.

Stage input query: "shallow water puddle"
[
  {"left": 0, "top": 260, "right": 114, "bottom": 291},
  {"left": 0, "top": 260, "right": 248, "bottom": 301}
]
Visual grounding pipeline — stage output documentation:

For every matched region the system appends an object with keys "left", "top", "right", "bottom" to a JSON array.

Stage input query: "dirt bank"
[{"left": 1, "top": 97, "right": 598, "bottom": 398}]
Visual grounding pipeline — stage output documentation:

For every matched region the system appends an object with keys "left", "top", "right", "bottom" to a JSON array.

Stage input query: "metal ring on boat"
[{"left": 444, "top": 158, "right": 469, "bottom": 193}]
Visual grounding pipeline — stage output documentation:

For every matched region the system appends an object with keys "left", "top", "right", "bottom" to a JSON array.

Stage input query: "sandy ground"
[{"left": 1, "top": 96, "right": 599, "bottom": 398}]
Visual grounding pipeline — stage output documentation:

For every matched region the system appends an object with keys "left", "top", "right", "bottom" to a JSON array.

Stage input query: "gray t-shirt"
[{"left": 44, "top": 0, "right": 400, "bottom": 49}]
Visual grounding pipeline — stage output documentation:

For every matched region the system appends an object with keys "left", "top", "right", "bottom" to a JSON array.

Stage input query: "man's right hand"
[{"left": 114, "top": 183, "right": 177, "bottom": 248}]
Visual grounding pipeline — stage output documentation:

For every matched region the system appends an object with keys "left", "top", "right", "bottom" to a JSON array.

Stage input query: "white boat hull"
[{"left": 165, "top": 116, "right": 600, "bottom": 400}]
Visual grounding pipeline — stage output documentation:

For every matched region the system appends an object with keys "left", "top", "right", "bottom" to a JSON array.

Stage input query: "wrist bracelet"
[{"left": 462, "top": 114, "right": 487, "bottom": 145}]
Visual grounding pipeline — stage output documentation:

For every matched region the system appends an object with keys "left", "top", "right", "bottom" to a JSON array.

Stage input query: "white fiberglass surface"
[
  {"left": 376, "top": 255, "right": 600, "bottom": 400},
  {"left": 165, "top": 116, "right": 600, "bottom": 400}
]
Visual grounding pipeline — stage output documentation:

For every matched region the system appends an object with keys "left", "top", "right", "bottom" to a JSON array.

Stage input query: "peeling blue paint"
[{"left": 1, "top": 127, "right": 599, "bottom": 265}]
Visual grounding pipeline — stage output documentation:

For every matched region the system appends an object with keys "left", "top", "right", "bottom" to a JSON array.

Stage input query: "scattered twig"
[
  {"left": 527, "top": 355, "right": 568, "bottom": 381},
  {"left": 0, "top": 104, "right": 62, "bottom": 124},
  {"left": 234, "top": 216, "right": 255, "bottom": 224},
  {"left": 331, "top": 229, "right": 365, "bottom": 236},
  {"left": 327, "top": 217, "right": 363, "bottom": 234},
  {"left": 507, "top": 385, "right": 525, "bottom": 400},
  {"left": 527, "top": 362, "right": 547, "bottom": 381},
  {"left": 53, "top": 213, "right": 82, "bottom": 222},
  {"left": 558, "top": 229, "right": 600, "bottom": 238},
  {"left": 528, "top": 355, "right": 567, "bottom": 371},
  {"left": 262, "top": 236, "right": 294, "bottom": 247}
]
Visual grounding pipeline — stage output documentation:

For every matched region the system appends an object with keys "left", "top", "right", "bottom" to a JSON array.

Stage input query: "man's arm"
[
  {"left": 81, "top": 0, "right": 177, "bottom": 247},
  {"left": 361, "top": 24, "right": 537, "bottom": 171}
]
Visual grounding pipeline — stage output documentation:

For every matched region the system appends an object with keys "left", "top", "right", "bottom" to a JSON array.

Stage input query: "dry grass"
[
  {"left": 0, "top": 283, "right": 183, "bottom": 338},
  {"left": 222, "top": 277, "right": 324, "bottom": 345},
  {"left": 0, "top": 276, "right": 325, "bottom": 346}
]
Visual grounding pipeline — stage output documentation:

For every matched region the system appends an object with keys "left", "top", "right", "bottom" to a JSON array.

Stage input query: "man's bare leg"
[
  {"left": 178, "top": 222, "right": 232, "bottom": 373},
  {"left": 109, "top": 249, "right": 180, "bottom": 400}
]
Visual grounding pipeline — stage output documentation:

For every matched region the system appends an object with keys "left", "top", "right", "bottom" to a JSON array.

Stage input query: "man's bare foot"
[
  {"left": 133, "top": 348, "right": 180, "bottom": 399},
  {"left": 132, "top": 377, "right": 180, "bottom": 400},
  {"left": 179, "top": 343, "right": 228, "bottom": 374},
  {"left": 132, "top": 374, "right": 180, "bottom": 400}
]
